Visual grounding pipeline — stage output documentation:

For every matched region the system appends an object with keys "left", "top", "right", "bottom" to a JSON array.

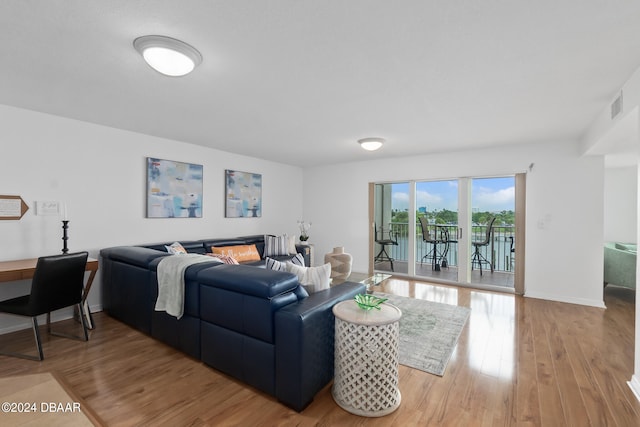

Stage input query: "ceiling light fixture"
[
  {"left": 133, "top": 35, "right": 202, "bottom": 77},
  {"left": 358, "top": 137, "right": 385, "bottom": 151}
]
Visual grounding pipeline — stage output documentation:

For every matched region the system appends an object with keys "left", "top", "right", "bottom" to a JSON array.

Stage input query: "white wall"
[
  {"left": 303, "top": 140, "right": 605, "bottom": 308},
  {"left": 634, "top": 165, "right": 640, "bottom": 401},
  {"left": 581, "top": 67, "right": 640, "bottom": 154},
  {"left": 580, "top": 63, "right": 640, "bottom": 401},
  {"left": 0, "top": 105, "right": 303, "bottom": 333},
  {"left": 604, "top": 165, "right": 638, "bottom": 243}
]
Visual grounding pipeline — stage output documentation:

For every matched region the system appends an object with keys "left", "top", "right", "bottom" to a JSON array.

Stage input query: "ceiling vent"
[{"left": 611, "top": 91, "right": 623, "bottom": 119}]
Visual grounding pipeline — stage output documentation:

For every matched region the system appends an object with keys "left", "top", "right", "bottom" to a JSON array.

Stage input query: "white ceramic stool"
[{"left": 332, "top": 299, "right": 402, "bottom": 417}]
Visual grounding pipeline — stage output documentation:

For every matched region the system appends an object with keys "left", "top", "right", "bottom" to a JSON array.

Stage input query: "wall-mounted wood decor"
[{"left": 0, "top": 195, "right": 29, "bottom": 220}]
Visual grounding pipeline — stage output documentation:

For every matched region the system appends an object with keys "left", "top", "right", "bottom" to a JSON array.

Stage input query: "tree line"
[{"left": 391, "top": 209, "right": 514, "bottom": 225}]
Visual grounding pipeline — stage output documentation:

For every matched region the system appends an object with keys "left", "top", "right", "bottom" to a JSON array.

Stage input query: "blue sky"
[{"left": 392, "top": 177, "right": 515, "bottom": 212}]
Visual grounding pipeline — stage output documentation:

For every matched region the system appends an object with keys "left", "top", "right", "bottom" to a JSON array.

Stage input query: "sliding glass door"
[
  {"left": 373, "top": 182, "right": 410, "bottom": 275},
  {"left": 372, "top": 175, "right": 522, "bottom": 292},
  {"left": 468, "top": 177, "right": 516, "bottom": 288},
  {"left": 415, "top": 180, "right": 459, "bottom": 281}
]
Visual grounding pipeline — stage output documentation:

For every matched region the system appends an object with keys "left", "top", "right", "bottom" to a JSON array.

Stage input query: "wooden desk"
[{"left": 0, "top": 257, "right": 99, "bottom": 329}]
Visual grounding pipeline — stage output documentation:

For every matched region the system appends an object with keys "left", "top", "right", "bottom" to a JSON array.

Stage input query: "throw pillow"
[
  {"left": 206, "top": 253, "right": 239, "bottom": 265},
  {"left": 287, "top": 235, "right": 297, "bottom": 255},
  {"left": 211, "top": 244, "right": 261, "bottom": 262},
  {"left": 165, "top": 242, "right": 187, "bottom": 255},
  {"left": 285, "top": 262, "right": 331, "bottom": 294},
  {"left": 264, "top": 234, "right": 290, "bottom": 257},
  {"left": 265, "top": 253, "right": 305, "bottom": 271}
]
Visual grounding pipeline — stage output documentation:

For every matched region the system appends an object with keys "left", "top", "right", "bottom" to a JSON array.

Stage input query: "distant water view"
[{"left": 386, "top": 223, "right": 515, "bottom": 273}]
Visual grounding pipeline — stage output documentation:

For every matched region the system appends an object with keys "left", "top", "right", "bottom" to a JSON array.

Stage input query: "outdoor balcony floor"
[{"left": 374, "top": 260, "right": 515, "bottom": 288}]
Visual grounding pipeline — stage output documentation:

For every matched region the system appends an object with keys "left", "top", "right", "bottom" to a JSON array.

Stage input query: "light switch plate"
[{"left": 35, "top": 201, "right": 61, "bottom": 216}]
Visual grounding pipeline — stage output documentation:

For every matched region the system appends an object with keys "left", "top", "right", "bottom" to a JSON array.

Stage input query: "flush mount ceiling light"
[
  {"left": 358, "top": 137, "right": 385, "bottom": 151},
  {"left": 133, "top": 35, "right": 202, "bottom": 77}
]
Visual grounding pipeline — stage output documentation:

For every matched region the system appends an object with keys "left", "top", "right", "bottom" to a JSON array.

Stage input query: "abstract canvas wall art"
[
  {"left": 147, "top": 158, "right": 203, "bottom": 218},
  {"left": 225, "top": 169, "right": 262, "bottom": 218}
]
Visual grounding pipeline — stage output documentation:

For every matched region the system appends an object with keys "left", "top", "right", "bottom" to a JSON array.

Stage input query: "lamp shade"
[
  {"left": 358, "top": 137, "right": 385, "bottom": 151},
  {"left": 134, "top": 35, "right": 202, "bottom": 77}
]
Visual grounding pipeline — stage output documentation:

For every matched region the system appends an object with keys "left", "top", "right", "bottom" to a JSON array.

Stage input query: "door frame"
[{"left": 369, "top": 174, "right": 526, "bottom": 295}]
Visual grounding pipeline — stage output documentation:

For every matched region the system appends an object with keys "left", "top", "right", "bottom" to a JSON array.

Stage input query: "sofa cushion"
[
  {"left": 265, "top": 253, "right": 305, "bottom": 271},
  {"left": 286, "top": 236, "right": 297, "bottom": 254},
  {"left": 285, "top": 263, "right": 331, "bottom": 294},
  {"left": 206, "top": 253, "right": 239, "bottom": 264},
  {"left": 165, "top": 241, "right": 187, "bottom": 254},
  {"left": 238, "top": 235, "right": 267, "bottom": 258},
  {"left": 211, "top": 244, "right": 261, "bottom": 262},
  {"left": 264, "top": 234, "right": 290, "bottom": 257},
  {"left": 142, "top": 240, "right": 207, "bottom": 254}
]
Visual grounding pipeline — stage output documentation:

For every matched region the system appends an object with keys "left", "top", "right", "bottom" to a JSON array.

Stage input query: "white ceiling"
[{"left": 1, "top": 1, "right": 640, "bottom": 167}]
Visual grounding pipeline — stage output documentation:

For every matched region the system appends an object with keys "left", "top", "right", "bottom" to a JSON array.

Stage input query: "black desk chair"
[
  {"left": 418, "top": 216, "right": 444, "bottom": 271},
  {"left": 374, "top": 223, "right": 398, "bottom": 271},
  {"left": 471, "top": 217, "right": 496, "bottom": 276},
  {"left": 0, "top": 252, "right": 89, "bottom": 360}
]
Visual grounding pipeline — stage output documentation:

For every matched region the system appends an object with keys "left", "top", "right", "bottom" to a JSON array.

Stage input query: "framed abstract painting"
[
  {"left": 146, "top": 157, "right": 203, "bottom": 218},
  {"left": 225, "top": 169, "right": 262, "bottom": 218}
]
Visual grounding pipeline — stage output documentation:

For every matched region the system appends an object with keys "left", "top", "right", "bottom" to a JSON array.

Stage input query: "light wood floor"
[
  {"left": 0, "top": 372, "right": 102, "bottom": 426},
  {"left": 0, "top": 279, "right": 638, "bottom": 426}
]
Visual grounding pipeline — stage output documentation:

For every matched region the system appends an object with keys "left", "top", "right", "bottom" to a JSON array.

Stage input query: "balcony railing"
[{"left": 380, "top": 222, "right": 515, "bottom": 272}]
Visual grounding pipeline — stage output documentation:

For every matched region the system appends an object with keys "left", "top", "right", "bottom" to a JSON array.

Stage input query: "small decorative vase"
[{"left": 324, "top": 246, "right": 353, "bottom": 284}]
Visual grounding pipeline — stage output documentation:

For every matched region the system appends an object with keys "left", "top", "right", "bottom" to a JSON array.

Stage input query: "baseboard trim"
[
  {"left": 629, "top": 375, "right": 640, "bottom": 403},
  {"left": 523, "top": 291, "right": 606, "bottom": 308}
]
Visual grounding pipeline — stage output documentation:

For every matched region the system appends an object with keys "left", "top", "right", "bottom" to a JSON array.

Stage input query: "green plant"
[{"left": 297, "top": 220, "right": 311, "bottom": 241}]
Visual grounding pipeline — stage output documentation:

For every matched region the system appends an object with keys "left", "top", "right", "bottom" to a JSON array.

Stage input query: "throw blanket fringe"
[{"left": 155, "top": 254, "right": 221, "bottom": 319}]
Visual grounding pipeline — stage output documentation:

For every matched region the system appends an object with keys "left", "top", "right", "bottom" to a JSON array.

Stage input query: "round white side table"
[{"left": 332, "top": 299, "right": 402, "bottom": 417}]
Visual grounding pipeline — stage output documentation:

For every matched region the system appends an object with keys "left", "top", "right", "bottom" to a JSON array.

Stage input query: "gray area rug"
[{"left": 373, "top": 292, "right": 471, "bottom": 376}]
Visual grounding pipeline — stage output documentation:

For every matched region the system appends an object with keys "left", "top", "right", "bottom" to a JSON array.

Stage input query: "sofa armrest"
[
  {"left": 100, "top": 246, "right": 170, "bottom": 334},
  {"left": 274, "top": 281, "right": 366, "bottom": 411},
  {"left": 101, "top": 246, "right": 169, "bottom": 268}
]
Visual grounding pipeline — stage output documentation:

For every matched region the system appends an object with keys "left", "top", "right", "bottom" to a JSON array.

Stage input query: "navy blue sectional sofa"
[{"left": 100, "top": 235, "right": 365, "bottom": 412}]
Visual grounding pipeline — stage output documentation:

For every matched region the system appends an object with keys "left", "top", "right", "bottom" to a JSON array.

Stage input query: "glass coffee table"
[{"left": 335, "top": 272, "right": 391, "bottom": 292}]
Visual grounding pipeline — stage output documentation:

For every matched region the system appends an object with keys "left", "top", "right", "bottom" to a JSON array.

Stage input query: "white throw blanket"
[{"left": 155, "top": 254, "right": 221, "bottom": 319}]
